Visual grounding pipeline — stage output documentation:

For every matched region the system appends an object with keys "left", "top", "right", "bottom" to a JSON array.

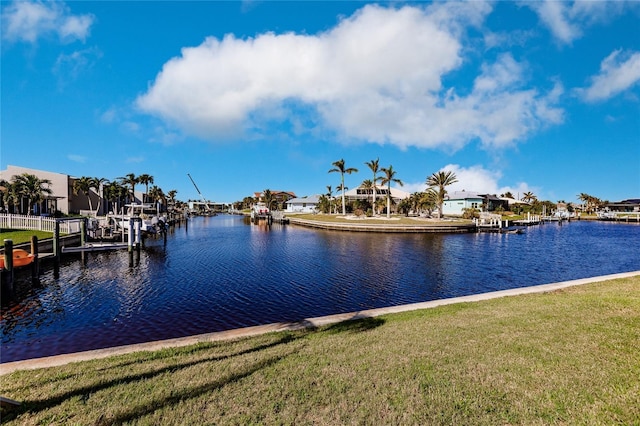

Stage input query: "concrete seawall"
[
  {"left": 287, "top": 217, "right": 476, "bottom": 233},
  {"left": 2, "top": 270, "right": 638, "bottom": 375}
]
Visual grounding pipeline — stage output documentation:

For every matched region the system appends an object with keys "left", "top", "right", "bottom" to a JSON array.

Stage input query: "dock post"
[
  {"left": 30, "top": 235, "right": 40, "bottom": 284},
  {"left": 134, "top": 220, "right": 141, "bottom": 251},
  {"left": 127, "top": 219, "right": 134, "bottom": 252},
  {"left": 53, "top": 221, "right": 60, "bottom": 278},
  {"left": 81, "top": 218, "right": 87, "bottom": 247},
  {"left": 2, "top": 239, "right": 15, "bottom": 292}
]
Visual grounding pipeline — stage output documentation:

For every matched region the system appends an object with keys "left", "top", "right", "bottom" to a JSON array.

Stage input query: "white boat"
[
  {"left": 251, "top": 202, "right": 270, "bottom": 219},
  {"left": 110, "top": 204, "right": 166, "bottom": 234}
]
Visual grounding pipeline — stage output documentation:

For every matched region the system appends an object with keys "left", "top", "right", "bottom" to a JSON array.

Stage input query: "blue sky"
[{"left": 2, "top": 1, "right": 639, "bottom": 204}]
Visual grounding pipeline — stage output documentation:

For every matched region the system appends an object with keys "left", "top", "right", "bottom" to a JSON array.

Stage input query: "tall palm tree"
[
  {"left": 93, "top": 177, "right": 109, "bottom": 215},
  {"left": 326, "top": 185, "right": 333, "bottom": 214},
  {"left": 329, "top": 159, "right": 358, "bottom": 216},
  {"left": 138, "top": 174, "right": 154, "bottom": 203},
  {"left": 72, "top": 176, "right": 98, "bottom": 214},
  {"left": 380, "top": 165, "right": 403, "bottom": 218},
  {"left": 364, "top": 158, "right": 381, "bottom": 215},
  {"left": 426, "top": 170, "right": 458, "bottom": 219},
  {"left": 119, "top": 173, "right": 139, "bottom": 204},
  {"left": 11, "top": 173, "right": 53, "bottom": 215}
]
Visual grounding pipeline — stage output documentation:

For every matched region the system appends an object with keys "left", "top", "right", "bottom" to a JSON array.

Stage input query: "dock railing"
[{"left": 0, "top": 213, "right": 82, "bottom": 234}]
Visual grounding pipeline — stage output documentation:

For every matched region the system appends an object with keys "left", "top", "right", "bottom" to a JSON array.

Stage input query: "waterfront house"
[
  {"left": 0, "top": 165, "right": 144, "bottom": 216},
  {"left": 254, "top": 190, "right": 297, "bottom": 210},
  {"left": 285, "top": 195, "right": 322, "bottom": 213},
  {"left": 343, "top": 185, "right": 411, "bottom": 203},
  {"left": 442, "top": 191, "right": 509, "bottom": 216},
  {"left": 601, "top": 199, "right": 640, "bottom": 213}
]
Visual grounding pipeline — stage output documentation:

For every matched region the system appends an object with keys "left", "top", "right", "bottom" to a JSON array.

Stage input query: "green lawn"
[
  {"left": 1, "top": 276, "right": 638, "bottom": 425},
  {"left": 0, "top": 229, "right": 53, "bottom": 246}
]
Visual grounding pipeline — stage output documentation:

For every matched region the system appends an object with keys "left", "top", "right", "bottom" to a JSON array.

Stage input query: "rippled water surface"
[{"left": 2, "top": 216, "right": 639, "bottom": 362}]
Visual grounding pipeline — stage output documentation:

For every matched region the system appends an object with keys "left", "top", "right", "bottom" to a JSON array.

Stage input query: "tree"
[
  {"left": 167, "top": 190, "right": 178, "bottom": 210},
  {"left": 522, "top": 191, "right": 537, "bottom": 204},
  {"left": 326, "top": 185, "right": 333, "bottom": 214},
  {"left": 364, "top": 158, "right": 381, "bottom": 215},
  {"left": 501, "top": 191, "right": 514, "bottom": 199},
  {"left": 263, "top": 189, "right": 274, "bottom": 210},
  {"left": 426, "top": 170, "right": 458, "bottom": 219},
  {"left": 1, "top": 180, "right": 20, "bottom": 213},
  {"left": 11, "top": 173, "right": 53, "bottom": 215},
  {"left": 119, "top": 173, "right": 139, "bottom": 204},
  {"left": 93, "top": 177, "right": 109, "bottom": 215},
  {"left": 104, "top": 181, "right": 128, "bottom": 214},
  {"left": 72, "top": 176, "right": 98, "bottom": 214},
  {"left": 329, "top": 159, "right": 358, "bottom": 216},
  {"left": 578, "top": 193, "right": 601, "bottom": 214},
  {"left": 138, "top": 174, "right": 154, "bottom": 203},
  {"left": 380, "top": 165, "right": 403, "bottom": 218},
  {"left": 148, "top": 185, "right": 165, "bottom": 213}
]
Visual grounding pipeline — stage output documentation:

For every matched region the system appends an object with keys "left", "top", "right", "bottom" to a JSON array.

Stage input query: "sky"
[{"left": 1, "top": 1, "right": 639, "bottom": 205}]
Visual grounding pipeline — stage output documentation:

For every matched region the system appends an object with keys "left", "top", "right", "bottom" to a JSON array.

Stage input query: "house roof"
[
  {"left": 287, "top": 195, "right": 322, "bottom": 204},
  {"left": 445, "top": 191, "right": 483, "bottom": 200}
]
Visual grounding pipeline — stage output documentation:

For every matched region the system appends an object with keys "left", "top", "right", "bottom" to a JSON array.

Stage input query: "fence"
[{"left": 0, "top": 213, "right": 82, "bottom": 234}]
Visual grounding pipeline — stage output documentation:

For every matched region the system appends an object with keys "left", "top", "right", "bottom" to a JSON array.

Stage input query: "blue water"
[{"left": 1, "top": 216, "right": 639, "bottom": 362}]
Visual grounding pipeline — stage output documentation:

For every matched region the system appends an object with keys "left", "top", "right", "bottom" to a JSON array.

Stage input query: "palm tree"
[
  {"left": 1, "top": 180, "right": 20, "bottom": 213},
  {"left": 263, "top": 189, "right": 274, "bottom": 211},
  {"left": 329, "top": 159, "right": 358, "bottom": 215},
  {"left": 104, "top": 181, "right": 128, "bottom": 214},
  {"left": 326, "top": 185, "right": 333, "bottom": 214},
  {"left": 426, "top": 170, "right": 458, "bottom": 219},
  {"left": 138, "top": 174, "right": 154, "bottom": 203},
  {"left": 72, "top": 176, "right": 98, "bottom": 214},
  {"left": 93, "top": 177, "right": 109, "bottom": 215},
  {"left": 501, "top": 191, "right": 515, "bottom": 199},
  {"left": 522, "top": 191, "right": 537, "bottom": 204},
  {"left": 119, "top": 173, "right": 139, "bottom": 204},
  {"left": 148, "top": 185, "right": 165, "bottom": 213},
  {"left": 167, "top": 189, "right": 178, "bottom": 210},
  {"left": 364, "top": 158, "right": 381, "bottom": 215},
  {"left": 380, "top": 165, "right": 403, "bottom": 218},
  {"left": 11, "top": 173, "right": 53, "bottom": 215}
]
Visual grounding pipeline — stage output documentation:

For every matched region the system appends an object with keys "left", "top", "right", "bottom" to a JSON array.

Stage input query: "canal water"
[{"left": 1, "top": 216, "right": 639, "bottom": 362}]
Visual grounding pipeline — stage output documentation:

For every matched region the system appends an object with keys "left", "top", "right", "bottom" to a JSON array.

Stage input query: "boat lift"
[{"left": 187, "top": 173, "right": 212, "bottom": 213}]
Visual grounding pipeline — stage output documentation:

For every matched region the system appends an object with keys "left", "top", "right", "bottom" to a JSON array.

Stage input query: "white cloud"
[
  {"left": 527, "top": 0, "right": 628, "bottom": 45},
  {"left": 1, "top": 0, "right": 94, "bottom": 43},
  {"left": 576, "top": 50, "right": 640, "bottom": 103},
  {"left": 67, "top": 154, "right": 87, "bottom": 163},
  {"left": 137, "top": 3, "right": 563, "bottom": 150},
  {"left": 53, "top": 47, "right": 101, "bottom": 84}
]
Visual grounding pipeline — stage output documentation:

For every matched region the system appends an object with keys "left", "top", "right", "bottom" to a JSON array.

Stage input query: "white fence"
[{"left": 0, "top": 214, "right": 82, "bottom": 234}]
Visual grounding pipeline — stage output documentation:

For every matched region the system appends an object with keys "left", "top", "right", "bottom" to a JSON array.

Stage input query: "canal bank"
[
  {"left": 287, "top": 216, "right": 476, "bottom": 233},
  {"left": 2, "top": 270, "right": 638, "bottom": 375}
]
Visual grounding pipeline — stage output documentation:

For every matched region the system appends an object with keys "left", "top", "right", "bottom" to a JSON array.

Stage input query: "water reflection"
[{"left": 1, "top": 217, "right": 639, "bottom": 362}]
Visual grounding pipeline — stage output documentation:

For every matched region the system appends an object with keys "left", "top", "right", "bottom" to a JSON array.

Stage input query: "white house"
[
  {"left": 442, "top": 191, "right": 483, "bottom": 216},
  {"left": 344, "top": 186, "right": 410, "bottom": 202},
  {"left": 286, "top": 195, "right": 322, "bottom": 213},
  {"left": 442, "top": 191, "right": 509, "bottom": 216}
]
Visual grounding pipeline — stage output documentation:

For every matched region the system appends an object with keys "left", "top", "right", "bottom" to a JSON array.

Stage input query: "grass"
[
  {"left": 1, "top": 276, "right": 639, "bottom": 425},
  {"left": 0, "top": 229, "right": 53, "bottom": 246},
  {"left": 290, "top": 213, "right": 472, "bottom": 226}
]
